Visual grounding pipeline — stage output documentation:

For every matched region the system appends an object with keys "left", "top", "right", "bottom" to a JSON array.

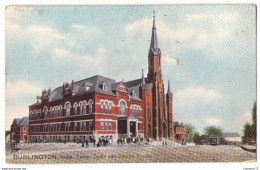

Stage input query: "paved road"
[{"left": 6, "top": 142, "right": 256, "bottom": 163}]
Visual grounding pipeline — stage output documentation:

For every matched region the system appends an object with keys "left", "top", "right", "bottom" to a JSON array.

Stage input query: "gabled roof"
[
  {"left": 13, "top": 118, "right": 21, "bottom": 125},
  {"left": 19, "top": 117, "right": 29, "bottom": 126},
  {"left": 12, "top": 117, "right": 28, "bottom": 126},
  {"left": 111, "top": 82, "right": 129, "bottom": 93},
  {"left": 30, "top": 75, "right": 143, "bottom": 106},
  {"left": 111, "top": 82, "right": 123, "bottom": 91},
  {"left": 125, "top": 77, "right": 153, "bottom": 97}
]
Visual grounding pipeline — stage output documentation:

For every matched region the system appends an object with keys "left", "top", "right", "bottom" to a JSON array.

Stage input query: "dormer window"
[
  {"left": 103, "top": 83, "right": 107, "bottom": 91},
  {"left": 132, "top": 90, "right": 136, "bottom": 97},
  {"left": 85, "top": 86, "right": 90, "bottom": 91},
  {"left": 82, "top": 82, "right": 92, "bottom": 91}
]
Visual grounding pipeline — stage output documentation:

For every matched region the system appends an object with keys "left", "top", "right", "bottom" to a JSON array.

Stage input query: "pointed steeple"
[
  {"left": 141, "top": 69, "right": 146, "bottom": 88},
  {"left": 150, "top": 10, "right": 159, "bottom": 55},
  {"left": 167, "top": 80, "right": 172, "bottom": 94}
]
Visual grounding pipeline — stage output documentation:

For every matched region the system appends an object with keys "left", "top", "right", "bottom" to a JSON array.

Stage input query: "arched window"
[
  {"left": 147, "top": 107, "right": 150, "bottom": 119},
  {"left": 79, "top": 102, "right": 83, "bottom": 115},
  {"left": 58, "top": 106, "right": 62, "bottom": 117},
  {"left": 101, "top": 101, "right": 104, "bottom": 113},
  {"left": 44, "top": 107, "right": 48, "bottom": 119},
  {"left": 65, "top": 103, "right": 71, "bottom": 116},
  {"left": 83, "top": 102, "right": 87, "bottom": 114},
  {"left": 89, "top": 100, "right": 93, "bottom": 114},
  {"left": 55, "top": 106, "right": 58, "bottom": 117},
  {"left": 109, "top": 103, "right": 112, "bottom": 114},
  {"left": 105, "top": 101, "right": 108, "bottom": 113},
  {"left": 74, "top": 103, "right": 78, "bottom": 115},
  {"left": 50, "top": 108, "right": 53, "bottom": 118},
  {"left": 119, "top": 101, "right": 126, "bottom": 115},
  {"left": 53, "top": 108, "right": 55, "bottom": 118}
]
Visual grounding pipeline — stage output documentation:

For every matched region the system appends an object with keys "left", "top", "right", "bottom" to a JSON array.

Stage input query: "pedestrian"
[
  {"left": 93, "top": 139, "right": 96, "bottom": 147},
  {"left": 117, "top": 139, "right": 120, "bottom": 146},
  {"left": 82, "top": 140, "right": 85, "bottom": 147},
  {"left": 85, "top": 139, "right": 88, "bottom": 147}
]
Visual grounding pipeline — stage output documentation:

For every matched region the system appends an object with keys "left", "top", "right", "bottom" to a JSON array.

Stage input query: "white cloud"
[
  {"left": 125, "top": 18, "right": 150, "bottom": 33},
  {"left": 125, "top": 10, "right": 245, "bottom": 62},
  {"left": 175, "top": 86, "right": 221, "bottom": 102},
  {"left": 125, "top": 18, "right": 192, "bottom": 41},
  {"left": 51, "top": 47, "right": 106, "bottom": 66},
  {"left": 71, "top": 24, "right": 100, "bottom": 34},
  {"left": 235, "top": 111, "right": 251, "bottom": 126},
  {"left": 72, "top": 24, "right": 86, "bottom": 30},
  {"left": 6, "top": 20, "right": 66, "bottom": 55},
  {"left": 163, "top": 53, "right": 178, "bottom": 66},
  {"left": 27, "top": 25, "right": 65, "bottom": 53},
  {"left": 206, "top": 118, "right": 221, "bottom": 126},
  {"left": 6, "top": 7, "right": 66, "bottom": 55},
  {"left": 6, "top": 80, "right": 42, "bottom": 99}
]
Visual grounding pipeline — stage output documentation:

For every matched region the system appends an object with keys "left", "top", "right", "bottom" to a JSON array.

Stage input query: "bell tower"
[
  {"left": 147, "top": 11, "right": 166, "bottom": 140},
  {"left": 147, "top": 11, "right": 162, "bottom": 83}
]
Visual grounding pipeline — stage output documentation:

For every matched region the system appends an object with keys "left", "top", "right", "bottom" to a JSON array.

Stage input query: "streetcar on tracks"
[{"left": 209, "top": 136, "right": 219, "bottom": 145}]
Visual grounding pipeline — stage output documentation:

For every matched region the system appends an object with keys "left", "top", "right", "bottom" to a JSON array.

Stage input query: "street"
[{"left": 5, "top": 142, "right": 256, "bottom": 163}]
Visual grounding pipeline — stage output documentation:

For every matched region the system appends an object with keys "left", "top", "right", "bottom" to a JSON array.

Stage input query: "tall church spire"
[{"left": 150, "top": 11, "right": 159, "bottom": 55}]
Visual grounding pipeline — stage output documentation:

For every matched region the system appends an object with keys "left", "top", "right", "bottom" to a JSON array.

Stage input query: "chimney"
[
  {"left": 71, "top": 80, "right": 74, "bottom": 90},
  {"left": 62, "top": 82, "right": 65, "bottom": 92},
  {"left": 48, "top": 88, "right": 51, "bottom": 96},
  {"left": 36, "top": 96, "right": 42, "bottom": 103}
]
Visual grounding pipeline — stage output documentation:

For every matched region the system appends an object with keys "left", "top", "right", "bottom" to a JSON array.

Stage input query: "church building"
[{"left": 28, "top": 14, "right": 174, "bottom": 142}]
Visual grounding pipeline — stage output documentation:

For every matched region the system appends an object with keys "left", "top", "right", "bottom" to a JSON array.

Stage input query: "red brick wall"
[{"left": 29, "top": 88, "right": 144, "bottom": 138}]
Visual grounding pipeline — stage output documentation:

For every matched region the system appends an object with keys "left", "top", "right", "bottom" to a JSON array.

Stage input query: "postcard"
[{"left": 5, "top": 5, "right": 257, "bottom": 164}]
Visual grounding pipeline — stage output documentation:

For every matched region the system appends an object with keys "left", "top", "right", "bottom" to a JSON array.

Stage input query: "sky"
[{"left": 5, "top": 5, "right": 256, "bottom": 135}]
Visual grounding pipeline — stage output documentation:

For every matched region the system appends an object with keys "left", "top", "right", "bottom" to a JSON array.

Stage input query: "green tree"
[
  {"left": 204, "top": 126, "right": 224, "bottom": 144},
  {"left": 242, "top": 122, "right": 252, "bottom": 144},
  {"left": 242, "top": 102, "right": 256, "bottom": 144},
  {"left": 251, "top": 102, "right": 256, "bottom": 141},
  {"left": 185, "top": 124, "right": 194, "bottom": 142},
  {"left": 193, "top": 132, "right": 200, "bottom": 145}
]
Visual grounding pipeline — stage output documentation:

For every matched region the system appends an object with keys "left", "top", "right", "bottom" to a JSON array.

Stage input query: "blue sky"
[{"left": 5, "top": 5, "right": 256, "bottom": 135}]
